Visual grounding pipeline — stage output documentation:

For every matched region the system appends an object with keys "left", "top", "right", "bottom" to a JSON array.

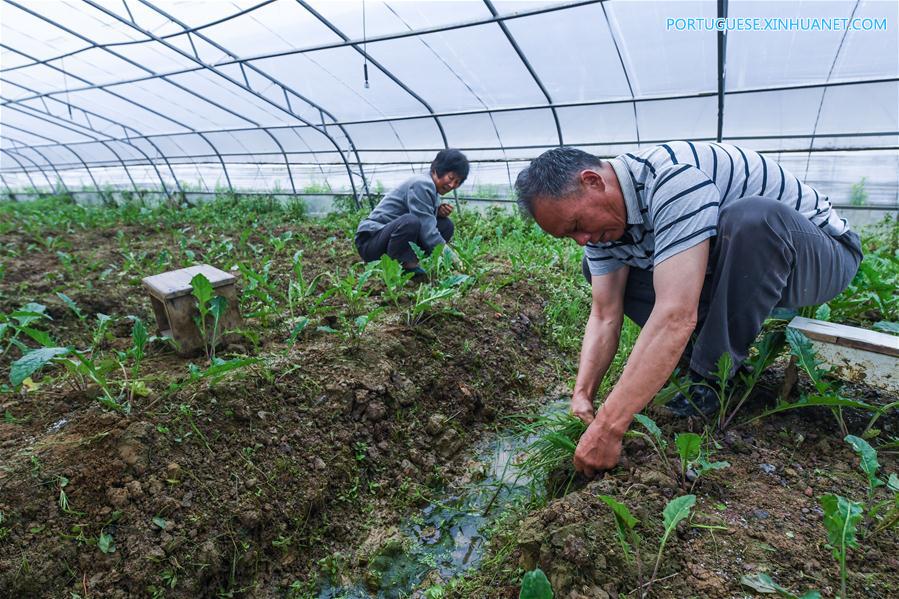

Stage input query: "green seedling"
[
  {"left": 239, "top": 261, "right": 283, "bottom": 323},
  {"left": 674, "top": 432, "right": 729, "bottom": 491},
  {"left": 188, "top": 357, "right": 260, "bottom": 385},
  {"left": 98, "top": 530, "right": 116, "bottom": 554},
  {"left": 91, "top": 313, "right": 113, "bottom": 354},
  {"left": 288, "top": 251, "right": 326, "bottom": 317},
  {"left": 747, "top": 330, "right": 880, "bottom": 436},
  {"left": 598, "top": 496, "right": 643, "bottom": 590},
  {"left": 56, "top": 292, "right": 85, "bottom": 322},
  {"left": 740, "top": 573, "right": 821, "bottom": 598},
  {"left": 190, "top": 273, "right": 228, "bottom": 361},
  {"left": 660, "top": 331, "right": 785, "bottom": 430},
  {"left": 328, "top": 264, "right": 376, "bottom": 317},
  {"left": 628, "top": 413, "right": 676, "bottom": 484},
  {"left": 519, "top": 568, "right": 553, "bottom": 599},
  {"left": 820, "top": 493, "right": 863, "bottom": 599},
  {"left": 841, "top": 435, "right": 899, "bottom": 537},
  {"left": 374, "top": 255, "right": 413, "bottom": 307},
  {"left": 598, "top": 494, "right": 695, "bottom": 598},
  {"left": 517, "top": 411, "right": 586, "bottom": 492},
  {"left": 1, "top": 302, "right": 52, "bottom": 355}
]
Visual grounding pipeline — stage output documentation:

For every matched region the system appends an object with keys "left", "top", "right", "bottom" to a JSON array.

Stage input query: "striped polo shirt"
[{"left": 584, "top": 141, "right": 850, "bottom": 276}]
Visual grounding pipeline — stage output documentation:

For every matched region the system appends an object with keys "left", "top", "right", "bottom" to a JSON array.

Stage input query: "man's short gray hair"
[{"left": 515, "top": 147, "right": 605, "bottom": 217}]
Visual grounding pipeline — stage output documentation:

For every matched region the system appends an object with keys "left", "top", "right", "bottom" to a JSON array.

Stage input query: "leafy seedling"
[
  {"left": 820, "top": 493, "right": 863, "bottom": 599},
  {"left": 740, "top": 572, "right": 821, "bottom": 598},
  {"left": 519, "top": 568, "right": 553, "bottom": 599}
]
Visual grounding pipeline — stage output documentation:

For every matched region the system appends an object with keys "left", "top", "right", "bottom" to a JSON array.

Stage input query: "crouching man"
[
  {"left": 355, "top": 149, "right": 469, "bottom": 275},
  {"left": 515, "top": 142, "right": 862, "bottom": 477}
]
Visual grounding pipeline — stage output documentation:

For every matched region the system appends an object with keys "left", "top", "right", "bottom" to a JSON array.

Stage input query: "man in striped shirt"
[{"left": 515, "top": 142, "right": 862, "bottom": 477}]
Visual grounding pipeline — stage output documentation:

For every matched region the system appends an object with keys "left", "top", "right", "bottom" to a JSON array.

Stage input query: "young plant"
[
  {"left": 328, "top": 264, "right": 375, "bottom": 316},
  {"left": 740, "top": 573, "right": 821, "bottom": 598},
  {"left": 598, "top": 494, "right": 696, "bottom": 598},
  {"left": 627, "top": 414, "right": 677, "bottom": 485},
  {"left": 747, "top": 330, "right": 879, "bottom": 436},
  {"left": 1, "top": 302, "right": 52, "bottom": 355},
  {"left": 661, "top": 331, "right": 785, "bottom": 430},
  {"left": 287, "top": 251, "right": 326, "bottom": 317},
  {"left": 820, "top": 493, "right": 863, "bottom": 599},
  {"left": 842, "top": 435, "right": 899, "bottom": 536},
  {"left": 56, "top": 292, "right": 86, "bottom": 322},
  {"left": 674, "top": 431, "right": 729, "bottom": 491},
  {"left": 373, "top": 254, "right": 413, "bottom": 307},
  {"left": 598, "top": 496, "right": 643, "bottom": 592},
  {"left": 190, "top": 273, "right": 228, "bottom": 361}
]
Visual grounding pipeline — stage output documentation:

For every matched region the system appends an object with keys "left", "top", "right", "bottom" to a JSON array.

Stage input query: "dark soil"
[{"left": 0, "top": 218, "right": 565, "bottom": 598}]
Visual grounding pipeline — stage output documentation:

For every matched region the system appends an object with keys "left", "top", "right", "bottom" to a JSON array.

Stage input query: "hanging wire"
[{"left": 362, "top": 0, "right": 370, "bottom": 88}]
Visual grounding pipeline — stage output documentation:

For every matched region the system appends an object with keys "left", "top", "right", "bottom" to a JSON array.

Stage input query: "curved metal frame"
[
  {"left": 3, "top": 135, "right": 71, "bottom": 194},
  {"left": 87, "top": 0, "right": 370, "bottom": 206},
  {"left": 1, "top": 88, "right": 174, "bottom": 198},
  {"left": 1, "top": 148, "right": 40, "bottom": 188},
  {"left": 483, "top": 0, "right": 563, "bottom": 146},
  {"left": 1, "top": 0, "right": 895, "bottom": 201}
]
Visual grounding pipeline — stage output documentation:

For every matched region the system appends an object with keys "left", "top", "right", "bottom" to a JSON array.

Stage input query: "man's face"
[
  {"left": 434, "top": 171, "right": 462, "bottom": 195},
  {"left": 531, "top": 181, "right": 627, "bottom": 246}
]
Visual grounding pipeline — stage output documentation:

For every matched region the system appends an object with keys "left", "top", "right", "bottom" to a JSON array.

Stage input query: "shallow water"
[{"left": 318, "top": 401, "right": 567, "bottom": 599}]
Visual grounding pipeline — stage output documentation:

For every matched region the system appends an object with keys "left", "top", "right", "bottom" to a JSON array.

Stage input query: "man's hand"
[
  {"left": 437, "top": 203, "right": 454, "bottom": 218},
  {"left": 571, "top": 395, "right": 596, "bottom": 425},
  {"left": 573, "top": 408, "right": 624, "bottom": 478}
]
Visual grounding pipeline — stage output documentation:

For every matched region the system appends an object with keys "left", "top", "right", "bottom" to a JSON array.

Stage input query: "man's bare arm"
[
  {"left": 574, "top": 240, "right": 710, "bottom": 476},
  {"left": 571, "top": 266, "right": 628, "bottom": 423}
]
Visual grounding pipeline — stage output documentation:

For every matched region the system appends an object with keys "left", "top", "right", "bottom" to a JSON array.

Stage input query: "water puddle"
[{"left": 318, "top": 400, "right": 566, "bottom": 598}]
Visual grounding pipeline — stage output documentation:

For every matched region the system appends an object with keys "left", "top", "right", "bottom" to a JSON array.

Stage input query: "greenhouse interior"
[{"left": 1, "top": 0, "right": 897, "bottom": 598}]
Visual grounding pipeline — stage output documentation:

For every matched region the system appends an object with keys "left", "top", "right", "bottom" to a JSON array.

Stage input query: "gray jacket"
[{"left": 355, "top": 174, "right": 446, "bottom": 251}]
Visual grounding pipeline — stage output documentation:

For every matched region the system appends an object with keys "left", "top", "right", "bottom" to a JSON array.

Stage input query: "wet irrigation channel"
[{"left": 318, "top": 400, "right": 567, "bottom": 598}]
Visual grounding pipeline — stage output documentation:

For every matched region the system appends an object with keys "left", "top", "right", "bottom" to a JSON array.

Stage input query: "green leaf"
[
  {"left": 21, "top": 327, "right": 55, "bottom": 348},
  {"left": 820, "top": 494, "right": 863, "bottom": 559},
  {"left": 56, "top": 292, "right": 84, "bottom": 320},
  {"left": 872, "top": 321, "right": 899, "bottom": 335},
  {"left": 814, "top": 304, "right": 831, "bottom": 322},
  {"left": 11, "top": 304, "right": 50, "bottom": 327},
  {"left": 10, "top": 347, "right": 70, "bottom": 386},
  {"left": 740, "top": 572, "right": 783, "bottom": 594},
  {"left": 209, "top": 295, "right": 227, "bottom": 320},
  {"left": 696, "top": 458, "right": 730, "bottom": 474},
  {"left": 288, "top": 317, "right": 310, "bottom": 344},
  {"left": 887, "top": 473, "right": 899, "bottom": 492},
  {"left": 633, "top": 413, "right": 667, "bottom": 449},
  {"left": 786, "top": 329, "right": 829, "bottom": 391},
  {"left": 662, "top": 494, "right": 696, "bottom": 532},
  {"left": 739, "top": 573, "right": 821, "bottom": 598},
  {"left": 844, "top": 434, "right": 884, "bottom": 490},
  {"left": 598, "top": 495, "right": 639, "bottom": 529},
  {"left": 190, "top": 273, "right": 214, "bottom": 306},
  {"left": 675, "top": 432, "right": 702, "bottom": 464},
  {"left": 519, "top": 568, "right": 553, "bottom": 599},
  {"left": 131, "top": 317, "right": 148, "bottom": 355},
  {"left": 98, "top": 531, "right": 115, "bottom": 554},
  {"left": 152, "top": 516, "right": 167, "bottom": 530},
  {"left": 189, "top": 357, "right": 259, "bottom": 381},
  {"left": 599, "top": 495, "right": 639, "bottom": 561}
]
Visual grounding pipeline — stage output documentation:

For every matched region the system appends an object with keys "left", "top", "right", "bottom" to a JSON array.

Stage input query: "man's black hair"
[
  {"left": 431, "top": 149, "right": 470, "bottom": 182},
  {"left": 514, "top": 147, "right": 604, "bottom": 217}
]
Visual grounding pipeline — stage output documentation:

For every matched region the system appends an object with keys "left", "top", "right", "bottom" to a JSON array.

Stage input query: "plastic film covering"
[{"left": 0, "top": 0, "right": 895, "bottom": 207}]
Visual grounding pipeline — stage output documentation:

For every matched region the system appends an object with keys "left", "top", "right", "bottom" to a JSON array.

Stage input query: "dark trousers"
[
  {"left": 355, "top": 213, "right": 454, "bottom": 264},
  {"left": 582, "top": 197, "right": 863, "bottom": 378}
]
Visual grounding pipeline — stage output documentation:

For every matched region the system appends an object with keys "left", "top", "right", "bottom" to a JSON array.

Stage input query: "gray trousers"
[
  {"left": 355, "top": 214, "right": 454, "bottom": 264},
  {"left": 582, "top": 197, "right": 863, "bottom": 378}
]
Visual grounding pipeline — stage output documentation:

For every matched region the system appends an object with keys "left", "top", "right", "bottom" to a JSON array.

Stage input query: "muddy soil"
[
  {"left": 0, "top": 216, "right": 566, "bottom": 598},
  {"left": 456, "top": 370, "right": 899, "bottom": 599}
]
